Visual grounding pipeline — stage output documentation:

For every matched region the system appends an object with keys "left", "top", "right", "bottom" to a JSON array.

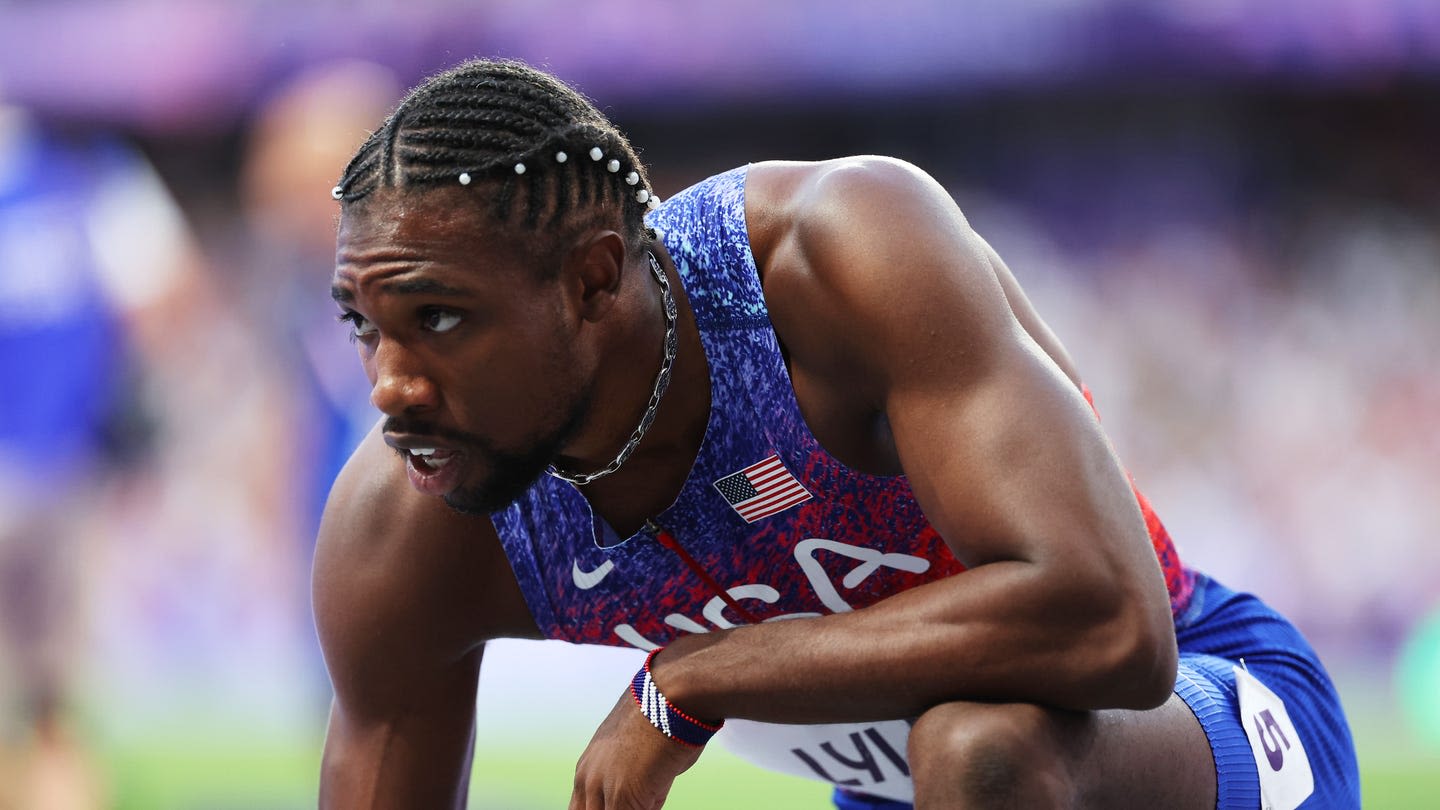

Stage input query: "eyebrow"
[
  {"left": 383, "top": 278, "right": 471, "bottom": 297},
  {"left": 330, "top": 277, "right": 471, "bottom": 304}
]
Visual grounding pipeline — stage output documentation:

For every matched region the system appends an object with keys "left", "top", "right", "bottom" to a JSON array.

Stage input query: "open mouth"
[
  {"left": 399, "top": 446, "right": 464, "bottom": 496},
  {"left": 406, "top": 446, "right": 457, "bottom": 472}
]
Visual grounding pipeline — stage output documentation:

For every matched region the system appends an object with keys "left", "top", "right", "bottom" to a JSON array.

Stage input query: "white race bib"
[
  {"left": 1234, "top": 663, "right": 1314, "bottom": 810},
  {"left": 719, "top": 719, "right": 915, "bottom": 802}
]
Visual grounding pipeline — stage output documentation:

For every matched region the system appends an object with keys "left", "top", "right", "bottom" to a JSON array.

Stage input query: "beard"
[
  {"left": 442, "top": 413, "right": 580, "bottom": 516},
  {"left": 386, "top": 388, "right": 591, "bottom": 517}
]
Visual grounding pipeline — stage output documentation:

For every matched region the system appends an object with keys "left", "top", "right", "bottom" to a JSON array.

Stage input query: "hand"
[{"left": 570, "top": 689, "right": 705, "bottom": 810}]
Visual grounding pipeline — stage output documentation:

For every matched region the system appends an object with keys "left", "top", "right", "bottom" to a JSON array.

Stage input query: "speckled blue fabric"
[
  {"left": 488, "top": 166, "right": 1195, "bottom": 649},
  {"left": 487, "top": 166, "right": 1356, "bottom": 809},
  {"left": 488, "top": 166, "right": 964, "bottom": 649}
]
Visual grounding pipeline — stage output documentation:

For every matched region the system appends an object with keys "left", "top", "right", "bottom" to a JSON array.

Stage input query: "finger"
[
  {"left": 605, "top": 779, "right": 658, "bottom": 810},
  {"left": 570, "top": 766, "right": 599, "bottom": 810},
  {"left": 570, "top": 761, "right": 583, "bottom": 810}
]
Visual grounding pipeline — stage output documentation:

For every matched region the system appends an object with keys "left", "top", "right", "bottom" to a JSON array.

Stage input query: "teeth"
[{"left": 410, "top": 448, "right": 436, "bottom": 456}]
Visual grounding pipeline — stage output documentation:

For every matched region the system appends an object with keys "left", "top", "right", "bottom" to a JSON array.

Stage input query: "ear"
[{"left": 563, "top": 230, "right": 628, "bottom": 322}]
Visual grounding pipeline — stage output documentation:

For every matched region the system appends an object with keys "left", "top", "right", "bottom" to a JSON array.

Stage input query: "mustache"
[{"left": 382, "top": 417, "right": 476, "bottom": 448}]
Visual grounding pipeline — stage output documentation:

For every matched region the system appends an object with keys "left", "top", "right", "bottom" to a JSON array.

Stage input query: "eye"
[
  {"left": 337, "top": 311, "right": 377, "bottom": 340},
  {"left": 422, "top": 308, "right": 463, "bottom": 334}
]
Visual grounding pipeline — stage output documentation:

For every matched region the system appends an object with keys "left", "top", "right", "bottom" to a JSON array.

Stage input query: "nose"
[{"left": 368, "top": 340, "right": 440, "bottom": 417}]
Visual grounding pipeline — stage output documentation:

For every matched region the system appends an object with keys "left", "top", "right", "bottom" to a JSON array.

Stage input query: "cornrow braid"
[{"left": 333, "top": 59, "right": 656, "bottom": 253}]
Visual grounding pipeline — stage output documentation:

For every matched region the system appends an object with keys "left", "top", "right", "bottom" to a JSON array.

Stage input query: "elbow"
[
  {"left": 1055, "top": 569, "right": 1176, "bottom": 711},
  {"left": 1116, "top": 624, "right": 1178, "bottom": 711},
  {"left": 1097, "top": 598, "right": 1178, "bottom": 711}
]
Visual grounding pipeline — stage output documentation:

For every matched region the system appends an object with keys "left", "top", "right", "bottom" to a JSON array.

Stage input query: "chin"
[
  {"left": 442, "top": 397, "right": 588, "bottom": 516},
  {"left": 442, "top": 464, "right": 549, "bottom": 516},
  {"left": 443, "top": 489, "right": 517, "bottom": 516}
]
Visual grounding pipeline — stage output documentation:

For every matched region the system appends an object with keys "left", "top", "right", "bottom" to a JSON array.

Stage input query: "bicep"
[
  {"left": 314, "top": 524, "right": 486, "bottom": 809},
  {"left": 312, "top": 430, "right": 534, "bottom": 807},
  {"left": 789, "top": 158, "right": 1155, "bottom": 579},
  {"left": 313, "top": 521, "right": 483, "bottom": 808},
  {"left": 320, "top": 644, "right": 483, "bottom": 810},
  {"left": 885, "top": 337, "right": 1133, "bottom": 573}
]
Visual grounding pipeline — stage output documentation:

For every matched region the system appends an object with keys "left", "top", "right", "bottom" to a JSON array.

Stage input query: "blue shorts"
[{"left": 834, "top": 574, "right": 1359, "bottom": 810}]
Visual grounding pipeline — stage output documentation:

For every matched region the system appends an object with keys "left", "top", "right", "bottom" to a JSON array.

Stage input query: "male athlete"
[{"left": 315, "top": 60, "right": 1359, "bottom": 809}]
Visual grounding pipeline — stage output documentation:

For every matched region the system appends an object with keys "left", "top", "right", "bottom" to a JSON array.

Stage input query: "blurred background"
[{"left": 0, "top": 0, "right": 1436, "bottom": 807}]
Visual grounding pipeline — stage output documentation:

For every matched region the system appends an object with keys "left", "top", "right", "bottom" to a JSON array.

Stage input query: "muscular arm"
[
  {"left": 653, "top": 157, "right": 1176, "bottom": 722},
  {"left": 314, "top": 424, "right": 539, "bottom": 808}
]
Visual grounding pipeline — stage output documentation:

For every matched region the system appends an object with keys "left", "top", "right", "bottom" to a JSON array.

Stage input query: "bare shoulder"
[
  {"left": 746, "top": 155, "right": 976, "bottom": 269},
  {"left": 747, "top": 157, "right": 1082, "bottom": 395},
  {"left": 743, "top": 158, "right": 1017, "bottom": 445},
  {"left": 749, "top": 157, "right": 1007, "bottom": 353},
  {"left": 313, "top": 422, "right": 539, "bottom": 704}
]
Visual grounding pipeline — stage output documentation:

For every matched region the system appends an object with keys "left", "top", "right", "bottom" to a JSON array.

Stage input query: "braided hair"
[{"left": 333, "top": 59, "right": 654, "bottom": 256}]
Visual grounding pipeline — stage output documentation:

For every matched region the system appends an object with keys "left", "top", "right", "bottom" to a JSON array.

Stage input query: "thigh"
[
  {"left": 1175, "top": 575, "right": 1361, "bottom": 809},
  {"left": 908, "top": 694, "right": 1215, "bottom": 810},
  {"left": 1071, "top": 694, "right": 1217, "bottom": 809}
]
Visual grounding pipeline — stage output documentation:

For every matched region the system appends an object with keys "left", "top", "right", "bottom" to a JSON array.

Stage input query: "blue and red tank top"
[{"left": 489, "top": 166, "right": 1195, "bottom": 650}]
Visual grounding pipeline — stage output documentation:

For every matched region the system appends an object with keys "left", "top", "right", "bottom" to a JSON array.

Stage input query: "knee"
[{"left": 908, "top": 702, "right": 1074, "bottom": 809}]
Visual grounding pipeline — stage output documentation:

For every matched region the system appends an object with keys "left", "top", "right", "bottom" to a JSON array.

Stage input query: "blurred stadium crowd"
[{"left": 0, "top": 1, "right": 1437, "bottom": 807}]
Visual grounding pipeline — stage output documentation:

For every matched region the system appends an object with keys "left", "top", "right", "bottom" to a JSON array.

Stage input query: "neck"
[
  {"left": 548, "top": 249, "right": 674, "bottom": 476},
  {"left": 565, "top": 247, "right": 710, "bottom": 535}
]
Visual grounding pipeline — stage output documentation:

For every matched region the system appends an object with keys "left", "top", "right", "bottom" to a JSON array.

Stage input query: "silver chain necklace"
[{"left": 546, "top": 251, "right": 678, "bottom": 486}]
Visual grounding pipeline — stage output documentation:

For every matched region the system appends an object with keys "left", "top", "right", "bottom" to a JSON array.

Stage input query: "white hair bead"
[
  {"left": 647, "top": 196, "right": 661, "bottom": 210},
  {"left": 636, "top": 189, "right": 650, "bottom": 203},
  {"left": 625, "top": 172, "right": 640, "bottom": 186},
  {"left": 458, "top": 172, "right": 472, "bottom": 185},
  {"left": 589, "top": 146, "right": 603, "bottom": 161},
  {"left": 331, "top": 185, "right": 344, "bottom": 200},
  {"left": 514, "top": 163, "right": 526, "bottom": 175},
  {"left": 556, "top": 151, "right": 568, "bottom": 163},
  {"left": 607, "top": 159, "right": 620, "bottom": 173}
]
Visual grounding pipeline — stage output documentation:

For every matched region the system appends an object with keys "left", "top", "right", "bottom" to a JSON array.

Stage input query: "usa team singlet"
[{"left": 490, "top": 167, "right": 1359, "bottom": 809}]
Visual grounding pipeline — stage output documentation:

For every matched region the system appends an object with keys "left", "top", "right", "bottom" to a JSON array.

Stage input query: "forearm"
[{"left": 652, "top": 559, "right": 1177, "bottom": 726}]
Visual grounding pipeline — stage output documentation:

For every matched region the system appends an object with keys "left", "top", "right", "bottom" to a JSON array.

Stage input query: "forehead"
[
  {"left": 333, "top": 186, "right": 534, "bottom": 292},
  {"left": 337, "top": 186, "right": 499, "bottom": 261}
]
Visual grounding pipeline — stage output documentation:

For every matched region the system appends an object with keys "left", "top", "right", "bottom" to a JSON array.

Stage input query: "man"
[{"left": 315, "top": 59, "right": 1359, "bottom": 809}]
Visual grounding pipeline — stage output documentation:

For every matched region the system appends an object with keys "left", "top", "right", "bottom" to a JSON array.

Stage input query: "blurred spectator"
[
  {"left": 0, "top": 101, "right": 187, "bottom": 809},
  {"left": 2, "top": 691, "right": 107, "bottom": 810},
  {"left": 238, "top": 59, "right": 401, "bottom": 536},
  {"left": 0, "top": 87, "right": 338, "bottom": 805}
]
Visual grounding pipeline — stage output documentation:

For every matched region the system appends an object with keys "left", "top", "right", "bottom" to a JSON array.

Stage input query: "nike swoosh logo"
[{"left": 572, "top": 559, "right": 616, "bottom": 590}]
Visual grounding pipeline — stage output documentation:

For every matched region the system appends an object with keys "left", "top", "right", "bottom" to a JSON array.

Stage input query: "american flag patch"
[{"left": 713, "top": 454, "right": 813, "bottom": 523}]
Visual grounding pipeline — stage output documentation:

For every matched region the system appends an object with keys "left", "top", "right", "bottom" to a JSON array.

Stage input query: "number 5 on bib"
[{"left": 1234, "top": 663, "right": 1314, "bottom": 810}]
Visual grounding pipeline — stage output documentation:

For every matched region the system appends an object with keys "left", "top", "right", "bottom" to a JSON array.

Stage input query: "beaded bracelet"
[{"left": 629, "top": 649, "right": 723, "bottom": 748}]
